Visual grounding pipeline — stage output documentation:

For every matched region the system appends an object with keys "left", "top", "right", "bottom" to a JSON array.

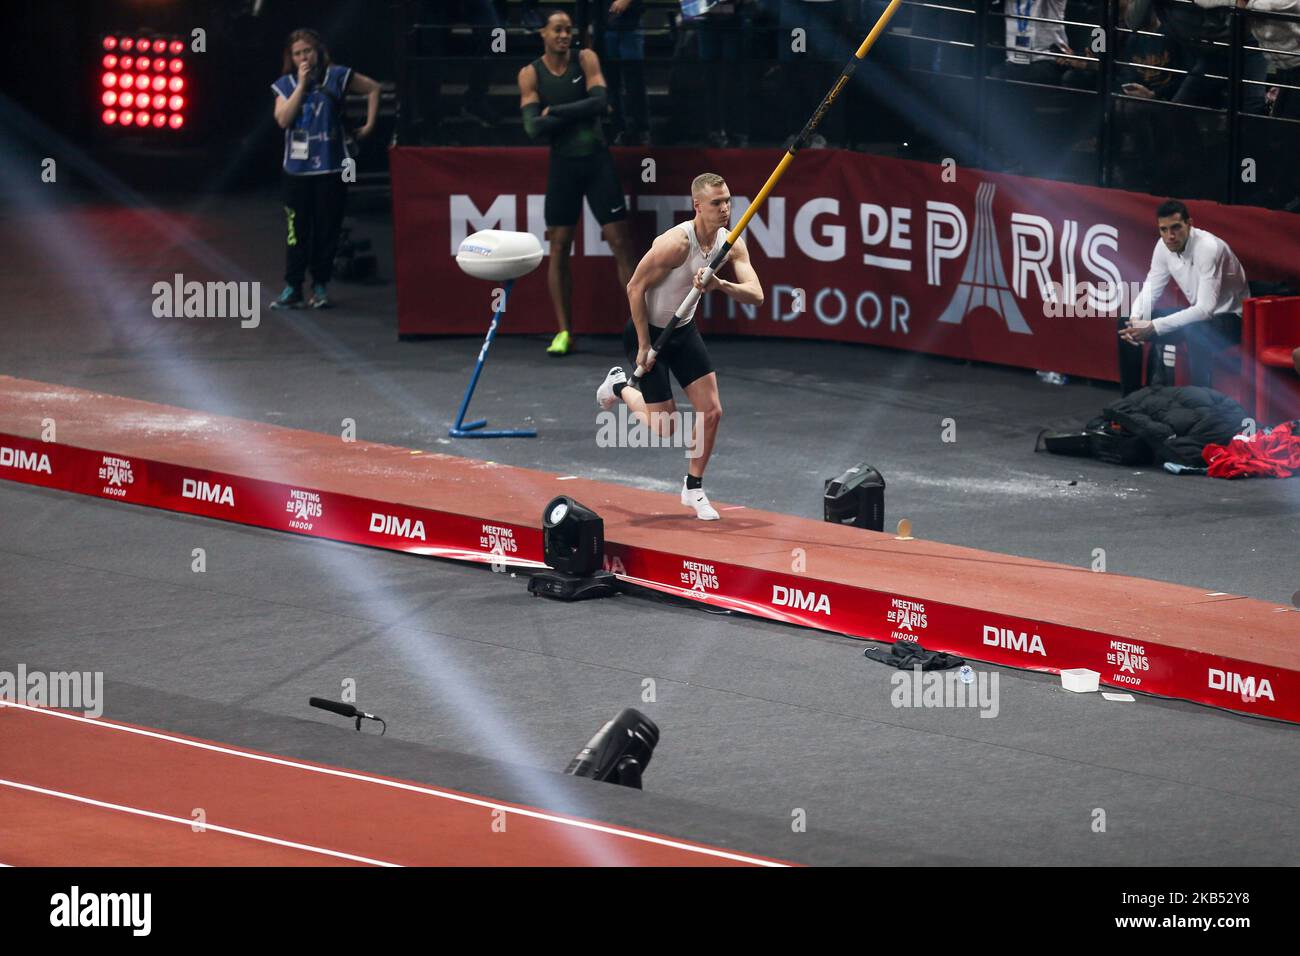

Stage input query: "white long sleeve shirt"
[
  {"left": 1130, "top": 227, "right": 1248, "bottom": 335},
  {"left": 1194, "top": 0, "right": 1300, "bottom": 71}
]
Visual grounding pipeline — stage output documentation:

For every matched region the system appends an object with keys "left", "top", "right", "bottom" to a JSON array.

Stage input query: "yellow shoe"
[{"left": 546, "top": 330, "right": 571, "bottom": 356}]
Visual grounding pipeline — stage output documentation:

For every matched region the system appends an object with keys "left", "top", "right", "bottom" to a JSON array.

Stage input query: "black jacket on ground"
[{"left": 1102, "top": 386, "right": 1249, "bottom": 467}]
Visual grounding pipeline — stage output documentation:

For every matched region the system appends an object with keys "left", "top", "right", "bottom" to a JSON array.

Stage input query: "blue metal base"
[
  {"left": 450, "top": 422, "right": 537, "bottom": 439},
  {"left": 449, "top": 279, "right": 537, "bottom": 440}
]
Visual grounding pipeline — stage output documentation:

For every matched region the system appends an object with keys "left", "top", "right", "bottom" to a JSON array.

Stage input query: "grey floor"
[{"left": 1, "top": 190, "right": 1297, "bottom": 865}]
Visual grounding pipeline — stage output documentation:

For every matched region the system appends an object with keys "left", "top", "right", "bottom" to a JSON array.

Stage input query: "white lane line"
[
  {"left": 1, "top": 701, "right": 785, "bottom": 867},
  {"left": 0, "top": 778, "right": 398, "bottom": 866}
]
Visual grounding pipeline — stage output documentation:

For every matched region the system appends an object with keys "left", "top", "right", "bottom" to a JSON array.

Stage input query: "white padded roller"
[{"left": 455, "top": 229, "right": 544, "bottom": 281}]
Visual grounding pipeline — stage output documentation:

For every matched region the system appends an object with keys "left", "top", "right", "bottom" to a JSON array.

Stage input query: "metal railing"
[{"left": 396, "top": 0, "right": 1300, "bottom": 207}]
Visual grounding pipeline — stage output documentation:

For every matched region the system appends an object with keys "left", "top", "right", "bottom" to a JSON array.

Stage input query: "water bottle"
[{"left": 1035, "top": 370, "right": 1068, "bottom": 386}]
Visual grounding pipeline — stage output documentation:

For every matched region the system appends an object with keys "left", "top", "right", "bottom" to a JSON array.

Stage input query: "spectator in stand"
[
  {"left": 996, "top": 0, "right": 1073, "bottom": 84},
  {"left": 688, "top": 0, "right": 755, "bottom": 148},
  {"left": 1126, "top": 0, "right": 1268, "bottom": 113},
  {"left": 600, "top": 0, "right": 652, "bottom": 144},
  {"left": 1118, "top": 200, "right": 1250, "bottom": 395},
  {"left": 1115, "top": 0, "right": 1186, "bottom": 100},
  {"left": 1194, "top": 0, "right": 1300, "bottom": 117}
]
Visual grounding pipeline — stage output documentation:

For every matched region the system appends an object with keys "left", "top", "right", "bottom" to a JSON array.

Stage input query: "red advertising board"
[
  {"left": 392, "top": 146, "right": 1300, "bottom": 381},
  {"left": 2, "top": 431, "right": 1294, "bottom": 724}
]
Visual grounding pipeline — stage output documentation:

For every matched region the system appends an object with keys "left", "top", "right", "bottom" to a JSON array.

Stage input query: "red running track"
[{"left": 0, "top": 703, "right": 787, "bottom": 867}]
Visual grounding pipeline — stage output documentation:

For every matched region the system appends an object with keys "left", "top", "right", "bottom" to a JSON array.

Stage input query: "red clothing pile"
[{"left": 1203, "top": 422, "right": 1300, "bottom": 478}]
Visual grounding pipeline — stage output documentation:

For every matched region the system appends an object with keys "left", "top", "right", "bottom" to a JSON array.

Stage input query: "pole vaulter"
[{"left": 627, "top": 0, "right": 905, "bottom": 390}]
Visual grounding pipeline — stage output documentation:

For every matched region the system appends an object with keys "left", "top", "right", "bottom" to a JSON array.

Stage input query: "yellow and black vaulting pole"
[{"left": 628, "top": 0, "right": 904, "bottom": 388}]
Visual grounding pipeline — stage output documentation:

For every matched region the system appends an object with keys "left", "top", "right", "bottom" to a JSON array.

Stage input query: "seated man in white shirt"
[{"left": 1118, "top": 199, "right": 1249, "bottom": 395}]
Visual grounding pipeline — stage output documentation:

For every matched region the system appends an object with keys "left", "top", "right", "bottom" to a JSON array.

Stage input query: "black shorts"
[
  {"left": 545, "top": 149, "right": 628, "bottom": 228},
  {"left": 623, "top": 318, "right": 715, "bottom": 405}
]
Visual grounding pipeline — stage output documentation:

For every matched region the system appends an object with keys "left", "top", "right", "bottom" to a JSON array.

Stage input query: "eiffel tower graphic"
[{"left": 936, "top": 181, "right": 1032, "bottom": 334}]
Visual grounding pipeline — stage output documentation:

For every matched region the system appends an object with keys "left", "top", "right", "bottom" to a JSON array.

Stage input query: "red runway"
[
  {"left": 1, "top": 374, "right": 1297, "bottom": 723},
  {"left": 0, "top": 703, "right": 785, "bottom": 867}
]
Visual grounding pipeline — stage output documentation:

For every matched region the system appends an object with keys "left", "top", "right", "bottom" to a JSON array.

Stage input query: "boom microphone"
[
  {"left": 310, "top": 697, "right": 357, "bottom": 718},
  {"left": 309, "top": 697, "right": 387, "bottom": 735}
]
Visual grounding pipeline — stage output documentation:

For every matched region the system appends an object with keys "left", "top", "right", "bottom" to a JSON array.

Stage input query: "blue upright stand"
[{"left": 450, "top": 279, "right": 536, "bottom": 438}]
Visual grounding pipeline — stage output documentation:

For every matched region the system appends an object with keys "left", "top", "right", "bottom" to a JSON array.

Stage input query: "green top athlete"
[{"left": 518, "top": 8, "right": 636, "bottom": 356}]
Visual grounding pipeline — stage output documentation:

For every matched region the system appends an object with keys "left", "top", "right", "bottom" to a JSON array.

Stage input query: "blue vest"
[{"left": 271, "top": 64, "right": 353, "bottom": 175}]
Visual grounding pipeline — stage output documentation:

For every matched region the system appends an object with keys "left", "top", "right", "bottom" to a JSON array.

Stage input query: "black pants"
[
  {"left": 282, "top": 173, "right": 347, "bottom": 288},
  {"left": 1117, "top": 311, "right": 1242, "bottom": 396}
]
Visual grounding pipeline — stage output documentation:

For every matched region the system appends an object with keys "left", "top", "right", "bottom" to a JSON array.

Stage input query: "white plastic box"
[{"left": 1060, "top": 668, "right": 1100, "bottom": 693}]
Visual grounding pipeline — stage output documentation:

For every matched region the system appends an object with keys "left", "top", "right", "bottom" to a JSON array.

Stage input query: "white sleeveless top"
[{"left": 644, "top": 221, "right": 730, "bottom": 329}]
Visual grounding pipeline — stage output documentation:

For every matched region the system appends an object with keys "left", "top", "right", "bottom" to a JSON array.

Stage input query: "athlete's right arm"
[
  {"left": 627, "top": 231, "right": 689, "bottom": 350},
  {"left": 518, "top": 65, "right": 564, "bottom": 140}
]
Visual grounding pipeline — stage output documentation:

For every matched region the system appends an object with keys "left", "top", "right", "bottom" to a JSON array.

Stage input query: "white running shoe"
[
  {"left": 596, "top": 366, "right": 627, "bottom": 410},
  {"left": 681, "top": 479, "right": 720, "bottom": 521}
]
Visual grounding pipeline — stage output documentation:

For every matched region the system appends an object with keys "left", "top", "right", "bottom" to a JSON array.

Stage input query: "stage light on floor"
[
  {"left": 564, "top": 708, "right": 659, "bottom": 789},
  {"left": 542, "top": 496, "right": 603, "bottom": 575},
  {"left": 527, "top": 496, "right": 617, "bottom": 601},
  {"left": 824, "top": 462, "right": 886, "bottom": 532}
]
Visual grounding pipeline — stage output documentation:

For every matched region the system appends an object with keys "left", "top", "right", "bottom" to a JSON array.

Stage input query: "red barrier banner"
[
  {"left": 4, "top": 431, "right": 1293, "bottom": 723},
  {"left": 392, "top": 147, "right": 1300, "bottom": 380}
]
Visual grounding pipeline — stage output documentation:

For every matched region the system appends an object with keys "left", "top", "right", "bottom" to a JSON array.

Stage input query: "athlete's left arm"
[
  {"left": 702, "top": 237, "right": 764, "bottom": 307},
  {"left": 347, "top": 72, "right": 382, "bottom": 138}
]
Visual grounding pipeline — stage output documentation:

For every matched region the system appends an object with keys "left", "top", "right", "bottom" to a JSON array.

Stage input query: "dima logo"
[
  {"left": 982, "top": 624, "right": 1046, "bottom": 657},
  {"left": 0, "top": 446, "right": 52, "bottom": 474},
  {"left": 370, "top": 512, "right": 426, "bottom": 540},
  {"left": 772, "top": 585, "right": 831, "bottom": 615},
  {"left": 182, "top": 478, "right": 235, "bottom": 506},
  {"left": 1208, "top": 668, "right": 1274, "bottom": 702}
]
